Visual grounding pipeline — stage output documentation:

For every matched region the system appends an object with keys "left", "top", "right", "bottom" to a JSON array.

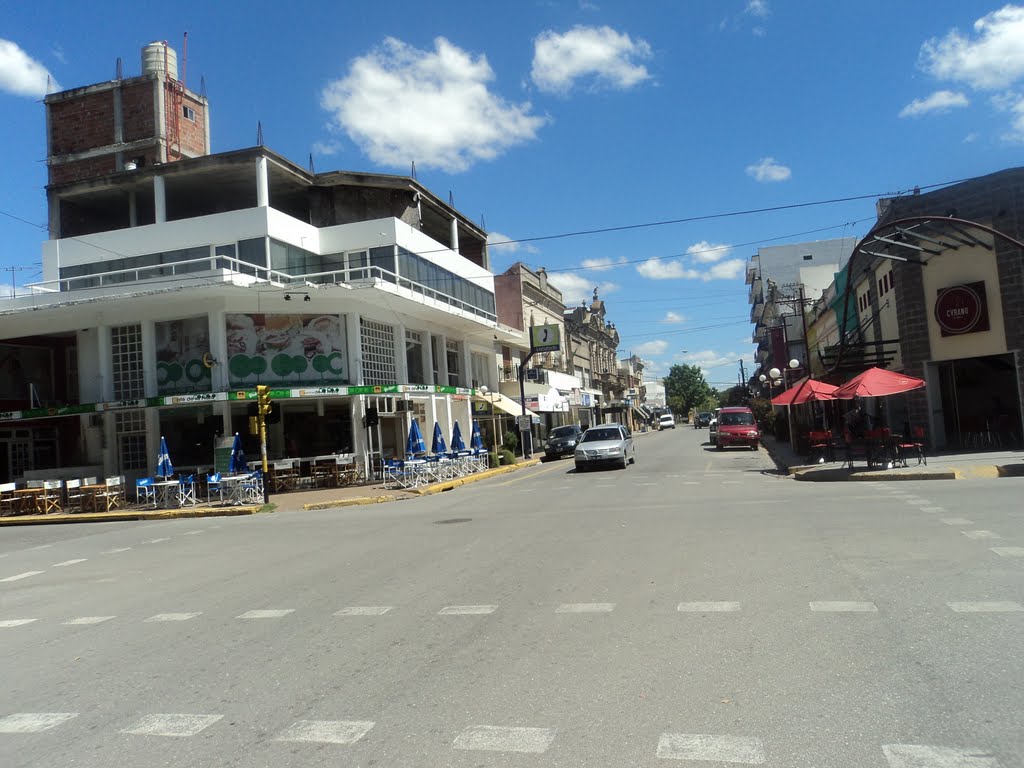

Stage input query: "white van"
[{"left": 658, "top": 414, "right": 676, "bottom": 430}]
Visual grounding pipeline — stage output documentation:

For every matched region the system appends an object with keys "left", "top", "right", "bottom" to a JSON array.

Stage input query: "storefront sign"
[
  {"left": 155, "top": 317, "right": 212, "bottom": 395},
  {"left": 167, "top": 392, "right": 225, "bottom": 405},
  {"left": 226, "top": 313, "right": 348, "bottom": 387},
  {"left": 935, "top": 281, "right": 989, "bottom": 337},
  {"left": 0, "top": 410, "right": 21, "bottom": 421}
]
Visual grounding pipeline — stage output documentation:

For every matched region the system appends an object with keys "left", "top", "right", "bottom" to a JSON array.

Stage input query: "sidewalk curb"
[
  {"left": 0, "top": 505, "right": 261, "bottom": 526},
  {"left": 409, "top": 458, "right": 542, "bottom": 496},
  {"left": 302, "top": 495, "right": 405, "bottom": 510}
]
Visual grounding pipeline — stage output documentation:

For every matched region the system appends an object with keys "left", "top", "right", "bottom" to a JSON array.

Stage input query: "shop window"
[
  {"left": 360, "top": 319, "right": 396, "bottom": 386},
  {"left": 111, "top": 324, "right": 144, "bottom": 399},
  {"left": 115, "top": 410, "right": 147, "bottom": 471},
  {"left": 406, "top": 330, "right": 424, "bottom": 384},
  {"left": 446, "top": 339, "right": 461, "bottom": 387}
]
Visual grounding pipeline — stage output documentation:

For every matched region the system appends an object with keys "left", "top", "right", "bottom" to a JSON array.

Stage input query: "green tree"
[{"left": 664, "top": 364, "right": 712, "bottom": 416}]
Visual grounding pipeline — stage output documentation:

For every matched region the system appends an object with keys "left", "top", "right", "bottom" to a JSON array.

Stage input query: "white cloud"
[
  {"left": 546, "top": 270, "right": 617, "bottom": 305},
  {"left": 687, "top": 240, "right": 732, "bottom": 264},
  {"left": 745, "top": 0, "right": 770, "bottom": 18},
  {"left": 745, "top": 156, "right": 791, "bottom": 182},
  {"left": 636, "top": 255, "right": 745, "bottom": 282},
  {"left": 531, "top": 25, "right": 652, "bottom": 95},
  {"left": 707, "top": 258, "right": 746, "bottom": 280},
  {"left": 899, "top": 89, "right": 969, "bottom": 117},
  {"left": 0, "top": 39, "right": 59, "bottom": 97},
  {"left": 581, "top": 256, "right": 627, "bottom": 271},
  {"left": 634, "top": 339, "right": 668, "bottom": 356},
  {"left": 321, "top": 37, "right": 546, "bottom": 173},
  {"left": 487, "top": 231, "right": 539, "bottom": 255},
  {"left": 995, "top": 92, "right": 1024, "bottom": 141},
  {"left": 311, "top": 139, "right": 342, "bottom": 156},
  {"left": 662, "top": 311, "right": 686, "bottom": 324},
  {"left": 919, "top": 6, "right": 1024, "bottom": 90}
]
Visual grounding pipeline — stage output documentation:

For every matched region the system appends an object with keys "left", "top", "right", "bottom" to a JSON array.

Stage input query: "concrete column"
[
  {"left": 395, "top": 324, "right": 408, "bottom": 384},
  {"left": 450, "top": 217, "right": 459, "bottom": 253},
  {"left": 97, "top": 325, "right": 114, "bottom": 401},
  {"left": 141, "top": 319, "right": 158, "bottom": 398},
  {"left": 421, "top": 331, "right": 434, "bottom": 385},
  {"left": 256, "top": 156, "right": 269, "bottom": 208},
  {"left": 437, "top": 334, "right": 449, "bottom": 387},
  {"left": 128, "top": 191, "right": 137, "bottom": 227},
  {"left": 347, "top": 313, "right": 362, "bottom": 385},
  {"left": 208, "top": 310, "right": 229, "bottom": 392},
  {"left": 145, "top": 408, "right": 161, "bottom": 477},
  {"left": 460, "top": 339, "right": 471, "bottom": 390},
  {"left": 153, "top": 175, "right": 167, "bottom": 224}
]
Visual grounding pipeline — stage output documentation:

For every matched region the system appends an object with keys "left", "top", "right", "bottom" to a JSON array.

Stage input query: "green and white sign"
[{"left": 530, "top": 324, "right": 560, "bottom": 353}]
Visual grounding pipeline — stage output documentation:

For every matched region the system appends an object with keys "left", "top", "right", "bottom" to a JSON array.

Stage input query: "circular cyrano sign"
[{"left": 934, "top": 284, "right": 983, "bottom": 334}]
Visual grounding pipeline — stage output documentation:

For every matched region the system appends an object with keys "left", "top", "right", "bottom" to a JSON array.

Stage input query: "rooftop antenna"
[
  {"left": 410, "top": 160, "right": 417, "bottom": 180},
  {"left": 256, "top": 121, "right": 263, "bottom": 146},
  {"left": 200, "top": 75, "right": 207, "bottom": 100},
  {"left": 2, "top": 265, "right": 33, "bottom": 298},
  {"left": 181, "top": 31, "right": 188, "bottom": 88},
  {"left": 115, "top": 57, "right": 123, "bottom": 80},
  {"left": 480, "top": 213, "right": 487, "bottom": 230},
  {"left": 308, "top": 153, "right": 315, "bottom": 173},
  {"left": 449, "top": 191, "right": 455, "bottom": 207}
]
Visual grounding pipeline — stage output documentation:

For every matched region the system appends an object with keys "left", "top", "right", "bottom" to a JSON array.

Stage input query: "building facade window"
[
  {"left": 446, "top": 339, "right": 461, "bottom": 387},
  {"left": 115, "top": 410, "right": 147, "bottom": 471},
  {"left": 406, "top": 330, "right": 424, "bottom": 384},
  {"left": 360, "top": 319, "right": 396, "bottom": 386},
  {"left": 111, "top": 324, "right": 144, "bottom": 399}
]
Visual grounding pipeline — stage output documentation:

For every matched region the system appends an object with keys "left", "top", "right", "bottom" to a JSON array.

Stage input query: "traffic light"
[{"left": 256, "top": 385, "right": 272, "bottom": 419}]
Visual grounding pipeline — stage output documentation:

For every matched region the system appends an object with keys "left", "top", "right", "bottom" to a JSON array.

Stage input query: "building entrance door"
[{"left": 936, "top": 353, "right": 1021, "bottom": 449}]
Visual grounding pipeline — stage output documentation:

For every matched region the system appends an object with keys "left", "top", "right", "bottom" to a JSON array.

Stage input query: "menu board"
[
  {"left": 226, "top": 313, "right": 348, "bottom": 386},
  {"left": 155, "top": 317, "right": 211, "bottom": 395}
]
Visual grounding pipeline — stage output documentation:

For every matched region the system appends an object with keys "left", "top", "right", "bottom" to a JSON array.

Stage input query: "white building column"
[
  {"left": 208, "top": 310, "right": 229, "bottom": 392},
  {"left": 153, "top": 175, "right": 167, "bottom": 224},
  {"left": 142, "top": 320, "right": 158, "bottom": 398},
  {"left": 347, "top": 313, "right": 362, "bottom": 385},
  {"left": 422, "top": 332, "right": 434, "bottom": 385},
  {"left": 256, "top": 156, "right": 269, "bottom": 208},
  {"left": 395, "top": 324, "right": 408, "bottom": 384},
  {"left": 460, "top": 339, "right": 471, "bottom": 390},
  {"left": 450, "top": 217, "right": 459, "bottom": 253},
  {"left": 96, "top": 325, "right": 113, "bottom": 401},
  {"left": 436, "top": 334, "right": 449, "bottom": 387}
]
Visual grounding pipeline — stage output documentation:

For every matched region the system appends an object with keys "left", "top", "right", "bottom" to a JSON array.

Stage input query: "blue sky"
[{"left": 3, "top": 1, "right": 1024, "bottom": 388}]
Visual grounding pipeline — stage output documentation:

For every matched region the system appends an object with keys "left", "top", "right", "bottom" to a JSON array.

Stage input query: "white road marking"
[
  {"left": 453, "top": 725, "right": 556, "bottom": 753},
  {"left": 920, "top": 506, "right": 945, "bottom": 513},
  {"left": 275, "top": 720, "right": 375, "bottom": 745},
  {"left": 809, "top": 601, "right": 878, "bottom": 612},
  {"left": 555, "top": 603, "right": 616, "bottom": 613},
  {"left": 236, "top": 609, "right": 294, "bottom": 619},
  {"left": 0, "top": 619, "right": 37, "bottom": 627},
  {"left": 103, "top": 547, "right": 131, "bottom": 554},
  {"left": 682, "top": 481, "right": 700, "bottom": 485},
  {"left": 941, "top": 518, "right": 974, "bottom": 525},
  {"left": 63, "top": 616, "right": 116, "bottom": 625},
  {"left": 948, "top": 601, "right": 1023, "bottom": 613},
  {"left": 27, "top": 544, "right": 53, "bottom": 550},
  {"left": 52, "top": 559, "right": 87, "bottom": 567},
  {"left": 638, "top": 482, "right": 658, "bottom": 486},
  {"left": 882, "top": 743, "right": 1000, "bottom": 767},
  {"left": 0, "top": 713, "right": 78, "bottom": 733},
  {"left": 991, "top": 547, "right": 1024, "bottom": 558},
  {"left": 182, "top": 530, "right": 205, "bottom": 535},
  {"left": 438, "top": 605, "right": 497, "bottom": 615},
  {"left": 0, "top": 571, "right": 43, "bottom": 582},
  {"left": 143, "top": 538, "right": 170, "bottom": 544},
  {"left": 678, "top": 602, "right": 741, "bottom": 612},
  {"left": 121, "top": 713, "right": 223, "bottom": 737},
  {"left": 905, "top": 499, "right": 931, "bottom": 505},
  {"left": 962, "top": 530, "right": 1001, "bottom": 540},
  {"left": 722, "top": 481, "right": 742, "bottom": 485},
  {"left": 334, "top": 606, "right": 393, "bottom": 616},
  {"left": 656, "top": 733, "right": 766, "bottom": 763},
  {"left": 145, "top": 612, "right": 201, "bottom": 622}
]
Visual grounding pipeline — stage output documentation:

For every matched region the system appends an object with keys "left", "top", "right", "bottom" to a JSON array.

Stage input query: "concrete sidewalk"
[
  {"left": 0, "top": 458, "right": 542, "bottom": 525},
  {"left": 762, "top": 435, "right": 1024, "bottom": 481}
]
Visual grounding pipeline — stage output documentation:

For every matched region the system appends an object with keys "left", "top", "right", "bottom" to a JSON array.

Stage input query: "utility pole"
[
  {"left": 2, "top": 265, "right": 33, "bottom": 297},
  {"left": 739, "top": 358, "right": 747, "bottom": 388}
]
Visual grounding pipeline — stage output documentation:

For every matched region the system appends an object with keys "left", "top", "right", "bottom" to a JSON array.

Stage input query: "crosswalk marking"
[
  {"left": 962, "top": 530, "right": 1001, "bottom": 540},
  {"left": 453, "top": 725, "right": 556, "bottom": 753},
  {"left": 145, "top": 612, "right": 201, "bottom": 622},
  {"left": 920, "top": 507, "right": 946, "bottom": 513},
  {"left": 677, "top": 602, "right": 741, "bottom": 612},
  {"left": 275, "top": 719, "right": 375, "bottom": 745},
  {"left": 882, "top": 743, "right": 1001, "bottom": 767},
  {"left": 52, "top": 559, "right": 87, "bottom": 567},
  {"left": 143, "top": 538, "right": 170, "bottom": 544},
  {"left": 334, "top": 606, "right": 393, "bottom": 616},
  {"left": 438, "top": 605, "right": 497, "bottom": 615},
  {"left": 121, "top": 713, "right": 223, "bottom": 737},
  {"left": 182, "top": 530, "right": 205, "bottom": 535},
  {"left": 0, "top": 713, "right": 78, "bottom": 733},
  {"left": 941, "top": 518, "right": 974, "bottom": 525},
  {"left": 236, "top": 609, "right": 294, "bottom": 619},
  {"left": 102, "top": 548, "right": 131, "bottom": 554},
  {"left": 809, "top": 601, "right": 878, "bottom": 612},
  {"left": 0, "top": 619, "right": 37, "bottom": 628},
  {"left": 0, "top": 571, "right": 43, "bottom": 582},
  {"left": 948, "top": 601, "right": 1023, "bottom": 613},
  {"left": 656, "top": 733, "right": 766, "bottom": 763},
  {"left": 990, "top": 547, "right": 1024, "bottom": 557},
  {"left": 63, "top": 616, "right": 116, "bottom": 625},
  {"left": 555, "top": 603, "right": 615, "bottom": 613}
]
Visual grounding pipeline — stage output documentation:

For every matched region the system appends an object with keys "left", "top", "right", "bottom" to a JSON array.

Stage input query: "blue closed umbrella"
[
  {"left": 451, "top": 421, "right": 467, "bottom": 452},
  {"left": 470, "top": 420, "right": 484, "bottom": 451},
  {"left": 431, "top": 422, "right": 447, "bottom": 455},
  {"left": 229, "top": 432, "right": 248, "bottom": 474},
  {"left": 406, "top": 418, "right": 426, "bottom": 456},
  {"left": 156, "top": 435, "right": 174, "bottom": 478}
]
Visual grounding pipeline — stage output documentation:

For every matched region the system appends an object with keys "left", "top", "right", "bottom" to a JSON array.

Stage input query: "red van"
[{"left": 715, "top": 406, "right": 760, "bottom": 450}]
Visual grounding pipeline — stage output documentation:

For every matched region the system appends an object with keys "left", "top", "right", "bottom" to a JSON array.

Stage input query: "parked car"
[
  {"left": 708, "top": 416, "right": 718, "bottom": 444},
  {"left": 658, "top": 414, "right": 676, "bottom": 430},
  {"left": 715, "top": 406, "right": 761, "bottom": 450},
  {"left": 543, "top": 424, "right": 584, "bottom": 460},
  {"left": 574, "top": 424, "right": 635, "bottom": 471},
  {"left": 693, "top": 411, "right": 712, "bottom": 428}
]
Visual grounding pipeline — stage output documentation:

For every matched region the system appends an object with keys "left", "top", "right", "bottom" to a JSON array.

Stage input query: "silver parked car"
[{"left": 574, "top": 423, "right": 635, "bottom": 471}]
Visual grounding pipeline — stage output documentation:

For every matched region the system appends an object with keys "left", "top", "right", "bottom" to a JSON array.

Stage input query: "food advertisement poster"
[
  {"left": 156, "top": 317, "right": 211, "bottom": 394},
  {"left": 226, "top": 313, "right": 348, "bottom": 386}
]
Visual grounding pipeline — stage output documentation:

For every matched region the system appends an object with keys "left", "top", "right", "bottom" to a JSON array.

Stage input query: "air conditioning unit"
[{"left": 395, "top": 399, "right": 412, "bottom": 412}]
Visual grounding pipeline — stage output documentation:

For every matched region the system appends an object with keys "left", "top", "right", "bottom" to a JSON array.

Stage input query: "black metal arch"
[{"left": 830, "top": 216, "right": 1024, "bottom": 375}]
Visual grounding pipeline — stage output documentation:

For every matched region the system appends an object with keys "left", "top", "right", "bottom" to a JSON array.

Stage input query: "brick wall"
[
  {"left": 50, "top": 155, "right": 118, "bottom": 185},
  {"left": 177, "top": 93, "right": 207, "bottom": 156},
  {"left": 121, "top": 81, "right": 155, "bottom": 142},
  {"left": 49, "top": 91, "right": 116, "bottom": 155}
]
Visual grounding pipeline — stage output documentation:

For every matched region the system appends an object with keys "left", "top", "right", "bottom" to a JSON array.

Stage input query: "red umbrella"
[
  {"left": 833, "top": 367, "right": 925, "bottom": 399},
  {"left": 771, "top": 377, "right": 839, "bottom": 406}
]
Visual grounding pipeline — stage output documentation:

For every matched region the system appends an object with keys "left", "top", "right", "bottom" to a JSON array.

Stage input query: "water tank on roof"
[{"left": 141, "top": 41, "right": 178, "bottom": 80}]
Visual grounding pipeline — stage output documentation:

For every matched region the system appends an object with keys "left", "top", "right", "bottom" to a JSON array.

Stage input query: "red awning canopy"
[
  {"left": 833, "top": 367, "right": 926, "bottom": 399},
  {"left": 771, "top": 377, "right": 839, "bottom": 406}
]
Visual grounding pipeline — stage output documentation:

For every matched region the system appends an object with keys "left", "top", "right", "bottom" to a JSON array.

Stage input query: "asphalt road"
[{"left": 1, "top": 428, "right": 1022, "bottom": 767}]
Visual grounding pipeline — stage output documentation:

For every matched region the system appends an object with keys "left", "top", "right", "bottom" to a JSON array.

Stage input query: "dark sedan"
[{"left": 543, "top": 424, "right": 584, "bottom": 460}]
